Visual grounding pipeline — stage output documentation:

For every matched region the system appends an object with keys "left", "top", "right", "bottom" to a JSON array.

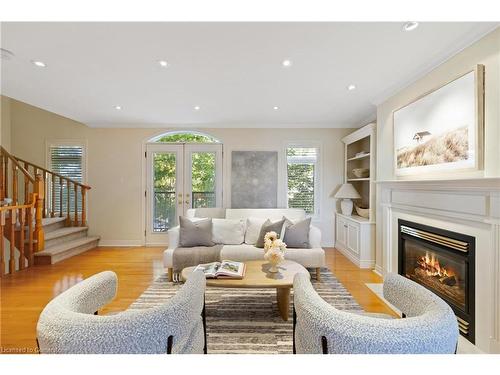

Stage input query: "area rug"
[{"left": 128, "top": 267, "right": 363, "bottom": 354}]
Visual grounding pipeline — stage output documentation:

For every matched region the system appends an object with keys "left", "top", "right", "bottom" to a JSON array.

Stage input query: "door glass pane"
[
  {"left": 191, "top": 152, "right": 216, "bottom": 208},
  {"left": 153, "top": 152, "right": 177, "bottom": 232}
]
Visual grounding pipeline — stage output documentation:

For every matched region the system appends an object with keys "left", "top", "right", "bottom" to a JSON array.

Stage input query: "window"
[
  {"left": 286, "top": 146, "right": 319, "bottom": 215},
  {"left": 150, "top": 131, "right": 220, "bottom": 143},
  {"left": 47, "top": 142, "right": 86, "bottom": 213}
]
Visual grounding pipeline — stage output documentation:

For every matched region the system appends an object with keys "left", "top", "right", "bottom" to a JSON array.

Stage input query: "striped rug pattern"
[{"left": 128, "top": 267, "right": 363, "bottom": 354}]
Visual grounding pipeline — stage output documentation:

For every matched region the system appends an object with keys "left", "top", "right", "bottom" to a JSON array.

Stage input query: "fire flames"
[{"left": 417, "top": 251, "right": 457, "bottom": 286}]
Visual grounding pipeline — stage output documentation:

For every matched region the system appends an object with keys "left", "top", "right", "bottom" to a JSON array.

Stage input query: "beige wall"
[
  {"left": 375, "top": 28, "right": 500, "bottom": 270},
  {"left": 8, "top": 97, "right": 351, "bottom": 246},
  {"left": 1, "top": 96, "right": 12, "bottom": 151}
]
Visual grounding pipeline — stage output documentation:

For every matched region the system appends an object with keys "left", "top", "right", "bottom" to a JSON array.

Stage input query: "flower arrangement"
[{"left": 263, "top": 231, "right": 286, "bottom": 273}]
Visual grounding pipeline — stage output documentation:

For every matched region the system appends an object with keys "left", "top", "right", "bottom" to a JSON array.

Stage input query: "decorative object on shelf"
[
  {"left": 354, "top": 204, "right": 370, "bottom": 219},
  {"left": 394, "top": 64, "right": 484, "bottom": 177},
  {"left": 263, "top": 231, "right": 286, "bottom": 273},
  {"left": 352, "top": 168, "right": 370, "bottom": 178},
  {"left": 332, "top": 183, "right": 361, "bottom": 216}
]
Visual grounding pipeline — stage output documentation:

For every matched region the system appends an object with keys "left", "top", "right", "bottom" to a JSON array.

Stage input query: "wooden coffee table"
[{"left": 181, "top": 260, "right": 310, "bottom": 321}]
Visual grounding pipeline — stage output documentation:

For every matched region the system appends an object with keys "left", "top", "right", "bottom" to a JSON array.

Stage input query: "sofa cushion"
[
  {"left": 179, "top": 217, "right": 215, "bottom": 247},
  {"left": 244, "top": 217, "right": 267, "bottom": 245},
  {"left": 212, "top": 218, "right": 245, "bottom": 244},
  {"left": 283, "top": 217, "right": 311, "bottom": 248},
  {"left": 220, "top": 244, "right": 264, "bottom": 262},
  {"left": 226, "top": 208, "right": 306, "bottom": 222},
  {"left": 255, "top": 218, "right": 286, "bottom": 248},
  {"left": 187, "top": 208, "right": 227, "bottom": 219}
]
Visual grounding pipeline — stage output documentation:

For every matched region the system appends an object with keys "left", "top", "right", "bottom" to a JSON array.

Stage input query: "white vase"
[{"left": 268, "top": 263, "right": 279, "bottom": 273}]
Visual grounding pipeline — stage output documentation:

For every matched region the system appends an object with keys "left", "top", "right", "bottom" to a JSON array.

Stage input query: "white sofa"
[{"left": 163, "top": 208, "right": 325, "bottom": 281}]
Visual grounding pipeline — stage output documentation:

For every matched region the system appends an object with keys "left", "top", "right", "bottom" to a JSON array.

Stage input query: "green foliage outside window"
[
  {"left": 152, "top": 133, "right": 218, "bottom": 230},
  {"left": 287, "top": 147, "right": 317, "bottom": 214},
  {"left": 287, "top": 164, "right": 315, "bottom": 214}
]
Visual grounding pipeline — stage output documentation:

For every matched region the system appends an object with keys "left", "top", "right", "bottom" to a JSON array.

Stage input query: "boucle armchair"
[
  {"left": 37, "top": 270, "right": 207, "bottom": 354},
  {"left": 293, "top": 272, "right": 459, "bottom": 354}
]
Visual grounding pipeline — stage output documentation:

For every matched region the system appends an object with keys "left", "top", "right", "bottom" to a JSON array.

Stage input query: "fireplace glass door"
[{"left": 403, "top": 239, "right": 467, "bottom": 311}]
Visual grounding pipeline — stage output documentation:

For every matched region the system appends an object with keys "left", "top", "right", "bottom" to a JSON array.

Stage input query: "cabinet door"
[
  {"left": 336, "top": 217, "right": 347, "bottom": 246},
  {"left": 347, "top": 223, "right": 360, "bottom": 255}
]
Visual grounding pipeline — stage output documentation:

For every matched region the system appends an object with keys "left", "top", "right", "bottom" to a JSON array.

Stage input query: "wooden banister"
[
  {"left": 14, "top": 155, "right": 91, "bottom": 229},
  {"left": 0, "top": 197, "right": 39, "bottom": 276},
  {"left": 0, "top": 147, "right": 35, "bottom": 184},
  {"left": 34, "top": 175, "right": 45, "bottom": 251},
  {"left": 0, "top": 147, "right": 92, "bottom": 276},
  {"left": 13, "top": 156, "right": 91, "bottom": 190}
]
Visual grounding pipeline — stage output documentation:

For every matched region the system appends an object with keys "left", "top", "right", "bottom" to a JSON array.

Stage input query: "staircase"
[
  {"left": 1, "top": 146, "right": 99, "bottom": 275},
  {"left": 34, "top": 217, "right": 99, "bottom": 265}
]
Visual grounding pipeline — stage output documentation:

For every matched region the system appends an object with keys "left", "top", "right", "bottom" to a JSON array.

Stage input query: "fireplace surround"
[{"left": 398, "top": 219, "right": 475, "bottom": 343}]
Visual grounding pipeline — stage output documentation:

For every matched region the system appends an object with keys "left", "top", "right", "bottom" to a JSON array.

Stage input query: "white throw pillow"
[
  {"left": 244, "top": 217, "right": 267, "bottom": 245},
  {"left": 212, "top": 218, "right": 246, "bottom": 245}
]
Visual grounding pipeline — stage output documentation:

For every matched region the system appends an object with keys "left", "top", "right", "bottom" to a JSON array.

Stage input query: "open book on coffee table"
[{"left": 194, "top": 260, "right": 246, "bottom": 279}]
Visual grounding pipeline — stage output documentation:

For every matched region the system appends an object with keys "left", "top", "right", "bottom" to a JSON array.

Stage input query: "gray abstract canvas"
[{"left": 231, "top": 151, "right": 278, "bottom": 208}]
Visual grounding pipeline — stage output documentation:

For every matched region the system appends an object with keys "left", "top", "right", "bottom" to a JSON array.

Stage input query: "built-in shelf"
[
  {"left": 347, "top": 178, "right": 370, "bottom": 182},
  {"left": 347, "top": 153, "right": 370, "bottom": 161}
]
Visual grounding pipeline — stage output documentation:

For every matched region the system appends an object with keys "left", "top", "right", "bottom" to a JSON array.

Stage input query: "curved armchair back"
[
  {"left": 37, "top": 270, "right": 206, "bottom": 354},
  {"left": 293, "top": 272, "right": 458, "bottom": 354}
]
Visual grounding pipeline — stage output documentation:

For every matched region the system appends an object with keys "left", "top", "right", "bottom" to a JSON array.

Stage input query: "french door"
[{"left": 146, "top": 143, "right": 222, "bottom": 245}]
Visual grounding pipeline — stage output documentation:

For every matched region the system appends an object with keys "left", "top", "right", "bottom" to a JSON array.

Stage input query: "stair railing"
[
  {"left": 0, "top": 196, "right": 37, "bottom": 275},
  {"left": 12, "top": 156, "right": 91, "bottom": 228}
]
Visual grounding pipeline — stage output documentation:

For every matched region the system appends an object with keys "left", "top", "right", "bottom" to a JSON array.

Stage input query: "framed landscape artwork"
[{"left": 393, "top": 64, "right": 484, "bottom": 177}]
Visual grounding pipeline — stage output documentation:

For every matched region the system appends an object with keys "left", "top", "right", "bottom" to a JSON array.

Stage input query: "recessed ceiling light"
[
  {"left": 403, "top": 21, "right": 419, "bottom": 31},
  {"left": 31, "top": 60, "right": 46, "bottom": 67},
  {"left": 114, "top": 105, "right": 122, "bottom": 110},
  {"left": 282, "top": 59, "right": 292, "bottom": 67},
  {"left": 158, "top": 60, "right": 168, "bottom": 67},
  {"left": 273, "top": 106, "right": 279, "bottom": 110},
  {"left": 194, "top": 106, "right": 201, "bottom": 111},
  {"left": 347, "top": 84, "right": 356, "bottom": 91}
]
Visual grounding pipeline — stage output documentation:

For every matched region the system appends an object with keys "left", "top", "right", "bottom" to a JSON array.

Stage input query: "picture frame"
[{"left": 393, "top": 64, "right": 485, "bottom": 177}]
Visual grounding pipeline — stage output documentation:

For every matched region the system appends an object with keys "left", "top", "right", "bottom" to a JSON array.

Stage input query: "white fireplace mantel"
[{"left": 376, "top": 177, "right": 500, "bottom": 354}]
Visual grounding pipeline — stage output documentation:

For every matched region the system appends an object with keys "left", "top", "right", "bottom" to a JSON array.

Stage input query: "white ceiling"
[{"left": 1, "top": 22, "right": 498, "bottom": 128}]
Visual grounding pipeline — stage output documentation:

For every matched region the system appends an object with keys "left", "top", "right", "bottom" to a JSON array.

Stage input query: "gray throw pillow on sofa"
[
  {"left": 283, "top": 216, "right": 311, "bottom": 248},
  {"left": 255, "top": 218, "right": 285, "bottom": 248},
  {"left": 179, "top": 216, "right": 215, "bottom": 247}
]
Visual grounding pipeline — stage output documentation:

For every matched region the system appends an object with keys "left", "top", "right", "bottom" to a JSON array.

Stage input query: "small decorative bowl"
[
  {"left": 355, "top": 205, "right": 370, "bottom": 219},
  {"left": 352, "top": 168, "right": 370, "bottom": 178}
]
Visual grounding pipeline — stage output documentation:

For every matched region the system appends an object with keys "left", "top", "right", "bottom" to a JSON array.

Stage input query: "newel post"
[{"left": 34, "top": 173, "right": 45, "bottom": 252}]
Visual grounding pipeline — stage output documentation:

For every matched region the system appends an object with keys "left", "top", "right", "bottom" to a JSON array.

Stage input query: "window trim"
[
  {"left": 285, "top": 142, "right": 321, "bottom": 218},
  {"left": 45, "top": 139, "right": 88, "bottom": 184}
]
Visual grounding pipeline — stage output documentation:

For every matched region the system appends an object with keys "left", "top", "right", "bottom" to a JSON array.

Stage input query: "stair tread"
[
  {"left": 44, "top": 226, "right": 88, "bottom": 240},
  {"left": 35, "top": 236, "right": 100, "bottom": 256},
  {"left": 42, "top": 217, "right": 67, "bottom": 226}
]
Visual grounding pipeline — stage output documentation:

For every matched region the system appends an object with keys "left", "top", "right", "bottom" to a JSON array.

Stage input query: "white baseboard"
[
  {"left": 98, "top": 240, "right": 144, "bottom": 247},
  {"left": 374, "top": 264, "right": 383, "bottom": 276},
  {"left": 145, "top": 242, "right": 168, "bottom": 247},
  {"left": 335, "top": 242, "right": 374, "bottom": 269}
]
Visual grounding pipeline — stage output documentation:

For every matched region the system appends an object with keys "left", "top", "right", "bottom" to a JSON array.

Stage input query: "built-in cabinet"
[
  {"left": 334, "top": 123, "right": 376, "bottom": 269},
  {"left": 335, "top": 213, "right": 375, "bottom": 268}
]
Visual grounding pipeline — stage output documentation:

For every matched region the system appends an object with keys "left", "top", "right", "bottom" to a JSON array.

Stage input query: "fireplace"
[{"left": 398, "top": 219, "right": 475, "bottom": 343}]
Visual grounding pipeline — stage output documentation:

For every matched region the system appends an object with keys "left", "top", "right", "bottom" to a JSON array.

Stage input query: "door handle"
[{"left": 185, "top": 201, "right": 190, "bottom": 206}]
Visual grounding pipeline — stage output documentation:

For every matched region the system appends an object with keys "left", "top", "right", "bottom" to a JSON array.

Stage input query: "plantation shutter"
[
  {"left": 286, "top": 147, "right": 318, "bottom": 215},
  {"left": 49, "top": 145, "right": 84, "bottom": 213}
]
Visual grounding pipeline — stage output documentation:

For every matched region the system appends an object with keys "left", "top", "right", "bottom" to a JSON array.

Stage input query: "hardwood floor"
[{"left": 0, "top": 247, "right": 394, "bottom": 353}]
